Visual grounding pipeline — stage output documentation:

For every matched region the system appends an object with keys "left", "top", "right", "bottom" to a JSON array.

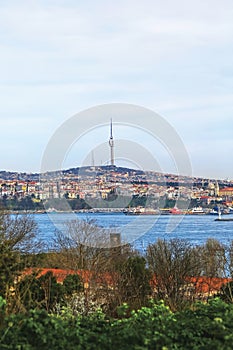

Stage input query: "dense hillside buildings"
[{"left": 0, "top": 166, "right": 232, "bottom": 210}]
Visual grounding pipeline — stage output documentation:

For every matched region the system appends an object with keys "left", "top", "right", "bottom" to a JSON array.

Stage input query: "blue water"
[{"left": 34, "top": 212, "right": 233, "bottom": 252}]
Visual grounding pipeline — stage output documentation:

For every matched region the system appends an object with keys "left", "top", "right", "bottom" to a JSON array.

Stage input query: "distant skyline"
[{"left": 0, "top": 0, "right": 233, "bottom": 179}]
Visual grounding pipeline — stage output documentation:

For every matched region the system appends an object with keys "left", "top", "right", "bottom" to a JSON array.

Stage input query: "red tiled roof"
[
  {"left": 150, "top": 274, "right": 231, "bottom": 294},
  {"left": 23, "top": 269, "right": 231, "bottom": 295},
  {"left": 23, "top": 268, "right": 116, "bottom": 286},
  {"left": 23, "top": 268, "right": 93, "bottom": 283},
  {"left": 188, "top": 276, "right": 231, "bottom": 294}
]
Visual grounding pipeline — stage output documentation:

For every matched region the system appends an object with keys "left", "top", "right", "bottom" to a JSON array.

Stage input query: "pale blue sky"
[{"left": 0, "top": 0, "right": 233, "bottom": 179}]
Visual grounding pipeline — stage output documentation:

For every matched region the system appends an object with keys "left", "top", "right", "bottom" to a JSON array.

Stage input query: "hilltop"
[{"left": 0, "top": 165, "right": 230, "bottom": 187}]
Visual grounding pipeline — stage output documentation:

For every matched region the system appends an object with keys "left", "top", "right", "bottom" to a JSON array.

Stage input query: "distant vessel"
[
  {"left": 169, "top": 207, "right": 183, "bottom": 215},
  {"left": 123, "top": 207, "right": 160, "bottom": 215},
  {"left": 214, "top": 210, "right": 233, "bottom": 222},
  {"left": 215, "top": 217, "right": 233, "bottom": 222},
  {"left": 189, "top": 206, "right": 205, "bottom": 215}
]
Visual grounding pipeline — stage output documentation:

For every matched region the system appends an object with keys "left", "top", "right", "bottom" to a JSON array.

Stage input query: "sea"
[{"left": 33, "top": 212, "right": 233, "bottom": 253}]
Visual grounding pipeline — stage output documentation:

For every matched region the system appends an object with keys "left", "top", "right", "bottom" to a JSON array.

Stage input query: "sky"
[{"left": 0, "top": 0, "right": 233, "bottom": 179}]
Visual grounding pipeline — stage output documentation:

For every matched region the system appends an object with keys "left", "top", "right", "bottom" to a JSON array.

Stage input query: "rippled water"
[{"left": 33, "top": 212, "right": 233, "bottom": 252}]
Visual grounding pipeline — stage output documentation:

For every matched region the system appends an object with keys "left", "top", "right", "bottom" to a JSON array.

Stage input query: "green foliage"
[
  {"left": 0, "top": 296, "right": 6, "bottom": 326},
  {"left": 118, "top": 256, "right": 152, "bottom": 310},
  {"left": 1, "top": 298, "right": 233, "bottom": 349},
  {"left": 0, "top": 309, "right": 110, "bottom": 350},
  {"left": 0, "top": 243, "right": 20, "bottom": 298},
  {"left": 63, "top": 274, "right": 84, "bottom": 294},
  {"left": 1, "top": 196, "right": 44, "bottom": 211},
  {"left": 17, "top": 271, "right": 65, "bottom": 312},
  {"left": 17, "top": 272, "right": 43, "bottom": 310},
  {"left": 127, "top": 194, "right": 147, "bottom": 208},
  {"left": 218, "top": 281, "right": 233, "bottom": 303},
  {"left": 173, "top": 298, "right": 233, "bottom": 349},
  {"left": 116, "top": 303, "right": 129, "bottom": 318},
  {"left": 44, "top": 198, "right": 91, "bottom": 211},
  {"left": 111, "top": 300, "right": 175, "bottom": 349},
  {"left": 17, "top": 272, "right": 84, "bottom": 313}
]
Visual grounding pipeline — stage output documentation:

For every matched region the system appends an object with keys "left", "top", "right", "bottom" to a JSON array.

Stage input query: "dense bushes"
[{"left": 1, "top": 298, "right": 233, "bottom": 349}]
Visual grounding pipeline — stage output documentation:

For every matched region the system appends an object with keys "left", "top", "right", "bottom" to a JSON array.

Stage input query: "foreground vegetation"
[
  {"left": 1, "top": 210, "right": 233, "bottom": 348},
  {"left": 1, "top": 296, "right": 233, "bottom": 349}
]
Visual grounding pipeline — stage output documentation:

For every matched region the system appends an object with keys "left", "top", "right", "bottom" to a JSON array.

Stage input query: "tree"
[
  {"left": 37, "top": 271, "right": 65, "bottom": 311},
  {"left": 63, "top": 274, "right": 84, "bottom": 295},
  {"left": 0, "top": 210, "right": 39, "bottom": 311},
  {"left": 199, "top": 238, "right": 226, "bottom": 278},
  {"left": 16, "top": 271, "right": 43, "bottom": 311},
  {"left": 50, "top": 218, "right": 117, "bottom": 314},
  {"left": 218, "top": 281, "right": 233, "bottom": 303},
  {"left": 217, "top": 240, "right": 233, "bottom": 304},
  {"left": 0, "top": 243, "right": 20, "bottom": 300},
  {"left": 117, "top": 256, "right": 152, "bottom": 310},
  {"left": 17, "top": 271, "right": 65, "bottom": 312},
  {"left": 50, "top": 218, "right": 135, "bottom": 316},
  {"left": 52, "top": 218, "right": 114, "bottom": 271},
  {"left": 147, "top": 238, "right": 201, "bottom": 310}
]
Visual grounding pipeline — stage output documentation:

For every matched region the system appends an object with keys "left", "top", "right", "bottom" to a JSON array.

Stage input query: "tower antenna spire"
[{"left": 109, "top": 118, "right": 114, "bottom": 166}]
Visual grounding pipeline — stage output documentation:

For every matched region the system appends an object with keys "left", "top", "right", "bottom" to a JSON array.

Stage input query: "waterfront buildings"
[{"left": 0, "top": 166, "right": 232, "bottom": 209}]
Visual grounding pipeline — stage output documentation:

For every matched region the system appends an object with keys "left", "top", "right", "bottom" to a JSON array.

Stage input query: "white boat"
[{"left": 190, "top": 206, "right": 205, "bottom": 214}]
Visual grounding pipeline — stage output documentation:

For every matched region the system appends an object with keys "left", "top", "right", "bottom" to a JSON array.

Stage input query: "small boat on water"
[
  {"left": 189, "top": 206, "right": 205, "bottom": 215},
  {"left": 214, "top": 211, "right": 233, "bottom": 222},
  {"left": 123, "top": 207, "right": 160, "bottom": 215},
  {"left": 169, "top": 207, "right": 183, "bottom": 215}
]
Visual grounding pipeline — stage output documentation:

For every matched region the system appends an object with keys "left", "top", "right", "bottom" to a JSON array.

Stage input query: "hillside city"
[{"left": 0, "top": 165, "right": 233, "bottom": 213}]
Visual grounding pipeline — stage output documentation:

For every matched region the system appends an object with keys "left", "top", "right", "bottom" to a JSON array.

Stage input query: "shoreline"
[{"left": 6, "top": 208, "right": 233, "bottom": 217}]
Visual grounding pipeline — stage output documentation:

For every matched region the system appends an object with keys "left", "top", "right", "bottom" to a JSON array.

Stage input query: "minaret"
[{"left": 109, "top": 118, "right": 114, "bottom": 166}]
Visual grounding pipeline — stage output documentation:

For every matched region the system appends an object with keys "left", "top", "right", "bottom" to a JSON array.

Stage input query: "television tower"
[{"left": 109, "top": 118, "right": 114, "bottom": 166}]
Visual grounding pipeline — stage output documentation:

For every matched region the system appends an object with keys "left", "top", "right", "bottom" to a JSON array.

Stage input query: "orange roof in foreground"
[
  {"left": 150, "top": 275, "right": 231, "bottom": 294},
  {"left": 23, "top": 268, "right": 116, "bottom": 286},
  {"left": 188, "top": 276, "right": 231, "bottom": 294},
  {"left": 23, "top": 269, "right": 231, "bottom": 295},
  {"left": 23, "top": 268, "right": 93, "bottom": 283}
]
